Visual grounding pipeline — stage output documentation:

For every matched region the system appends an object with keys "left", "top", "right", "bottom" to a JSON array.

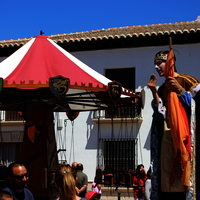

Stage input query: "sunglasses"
[
  {"left": 12, "top": 173, "right": 29, "bottom": 180},
  {"left": 154, "top": 60, "right": 165, "bottom": 66}
]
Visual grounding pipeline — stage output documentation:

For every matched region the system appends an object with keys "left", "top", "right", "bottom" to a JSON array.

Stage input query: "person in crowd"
[
  {"left": 76, "top": 163, "right": 88, "bottom": 198},
  {"left": 2, "top": 162, "right": 34, "bottom": 200},
  {"left": 0, "top": 191, "right": 13, "bottom": 200},
  {"left": 54, "top": 164, "right": 84, "bottom": 200},
  {"left": 144, "top": 168, "right": 151, "bottom": 200},
  {"left": 147, "top": 50, "right": 200, "bottom": 200},
  {"left": 132, "top": 164, "right": 147, "bottom": 200},
  {"left": 71, "top": 162, "right": 78, "bottom": 169},
  {"left": 91, "top": 176, "right": 102, "bottom": 200}
]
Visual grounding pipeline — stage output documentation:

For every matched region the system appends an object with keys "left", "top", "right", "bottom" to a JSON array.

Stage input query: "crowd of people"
[
  {"left": 0, "top": 160, "right": 151, "bottom": 200},
  {"left": 0, "top": 161, "right": 92, "bottom": 200},
  {"left": 0, "top": 160, "right": 150, "bottom": 200}
]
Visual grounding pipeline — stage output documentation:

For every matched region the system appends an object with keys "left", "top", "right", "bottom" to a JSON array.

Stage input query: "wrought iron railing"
[
  {"left": 0, "top": 111, "right": 23, "bottom": 121},
  {"left": 93, "top": 105, "right": 142, "bottom": 119}
]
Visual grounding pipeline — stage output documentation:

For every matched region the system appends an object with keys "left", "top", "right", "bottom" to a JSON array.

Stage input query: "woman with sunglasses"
[{"left": 2, "top": 162, "right": 34, "bottom": 200}]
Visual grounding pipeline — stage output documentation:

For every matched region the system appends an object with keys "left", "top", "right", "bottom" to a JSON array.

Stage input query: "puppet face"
[{"left": 154, "top": 60, "right": 166, "bottom": 77}]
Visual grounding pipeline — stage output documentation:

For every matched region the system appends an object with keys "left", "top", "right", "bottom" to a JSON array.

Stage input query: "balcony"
[
  {"left": 1, "top": 111, "right": 23, "bottom": 121},
  {"left": 92, "top": 105, "right": 143, "bottom": 124},
  {"left": 0, "top": 111, "right": 24, "bottom": 127}
]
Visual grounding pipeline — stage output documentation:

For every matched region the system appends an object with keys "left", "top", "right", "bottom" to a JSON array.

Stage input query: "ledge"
[
  {"left": 1, "top": 121, "right": 24, "bottom": 126},
  {"left": 92, "top": 117, "right": 143, "bottom": 124}
]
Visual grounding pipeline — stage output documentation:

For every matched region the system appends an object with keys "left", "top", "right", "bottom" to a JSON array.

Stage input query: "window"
[
  {"left": 102, "top": 67, "right": 140, "bottom": 118},
  {"left": 102, "top": 139, "right": 137, "bottom": 186},
  {"left": 105, "top": 67, "right": 135, "bottom": 91}
]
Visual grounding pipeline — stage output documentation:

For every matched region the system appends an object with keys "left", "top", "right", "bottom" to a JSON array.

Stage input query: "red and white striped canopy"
[{"left": 0, "top": 35, "right": 110, "bottom": 89}]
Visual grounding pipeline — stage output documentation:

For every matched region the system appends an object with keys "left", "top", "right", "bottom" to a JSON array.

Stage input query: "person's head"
[
  {"left": 76, "top": 163, "right": 83, "bottom": 171},
  {"left": 154, "top": 50, "right": 177, "bottom": 77},
  {"left": 54, "top": 164, "right": 77, "bottom": 199},
  {"left": 7, "top": 162, "right": 29, "bottom": 191},
  {"left": 71, "top": 162, "right": 78, "bottom": 170},
  {"left": 136, "top": 164, "right": 146, "bottom": 178},
  {"left": 0, "top": 191, "right": 13, "bottom": 200},
  {"left": 136, "top": 164, "right": 145, "bottom": 174}
]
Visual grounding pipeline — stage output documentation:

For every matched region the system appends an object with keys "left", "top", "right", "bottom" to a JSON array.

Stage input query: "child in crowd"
[
  {"left": 132, "top": 164, "right": 147, "bottom": 200},
  {"left": 91, "top": 177, "right": 102, "bottom": 200},
  {"left": 54, "top": 164, "right": 80, "bottom": 200},
  {"left": 144, "top": 168, "right": 152, "bottom": 200},
  {"left": 0, "top": 191, "right": 13, "bottom": 200}
]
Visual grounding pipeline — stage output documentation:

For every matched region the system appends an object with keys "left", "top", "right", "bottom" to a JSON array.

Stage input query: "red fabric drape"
[{"left": 164, "top": 49, "right": 191, "bottom": 187}]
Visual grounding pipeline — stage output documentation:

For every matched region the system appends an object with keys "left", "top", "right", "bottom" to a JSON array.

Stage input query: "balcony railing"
[
  {"left": 0, "top": 111, "right": 23, "bottom": 121},
  {"left": 93, "top": 105, "right": 142, "bottom": 119}
]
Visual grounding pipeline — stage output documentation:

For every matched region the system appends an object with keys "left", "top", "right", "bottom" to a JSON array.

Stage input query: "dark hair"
[
  {"left": 76, "top": 163, "right": 83, "bottom": 171},
  {"left": 0, "top": 191, "right": 13, "bottom": 200},
  {"left": 147, "top": 170, "right": 151, "bottom": 179},
  {"left": 7, "top": 162, "right": 25, "bottom": 176},
  {"left": 135, "top": 164, "right": 146, "bottom": 179},
  {"left": 136, "top": 164, "right": 144, "bottom": 173}
]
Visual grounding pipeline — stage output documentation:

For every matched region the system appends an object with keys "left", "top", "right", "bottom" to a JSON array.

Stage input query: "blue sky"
[{"left": 0, "top": 0, "right": 199, "bottom": 41}]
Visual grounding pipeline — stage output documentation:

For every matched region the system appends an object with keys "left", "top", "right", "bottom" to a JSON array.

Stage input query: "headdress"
[{"left": 154, "top": 52, "right": 168, "bottom": 61}]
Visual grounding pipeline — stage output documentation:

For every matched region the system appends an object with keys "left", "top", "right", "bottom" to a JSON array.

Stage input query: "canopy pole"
[{"left": 169, "top": 37, "right": 173, "bottom": 49}]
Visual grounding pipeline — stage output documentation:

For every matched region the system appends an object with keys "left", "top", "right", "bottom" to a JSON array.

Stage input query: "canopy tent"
[{"left": 0, "top": 35, "right": 140, "bottom": 112}]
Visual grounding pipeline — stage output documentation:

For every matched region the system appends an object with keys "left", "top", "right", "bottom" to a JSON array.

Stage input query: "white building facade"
[{"left": 0, "top": 19, "right": 200, "bottom": 183}]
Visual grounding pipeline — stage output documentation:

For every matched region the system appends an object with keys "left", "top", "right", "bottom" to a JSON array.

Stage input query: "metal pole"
[{"left": 118, "top": 192, "right": 121, "bottom": 200}]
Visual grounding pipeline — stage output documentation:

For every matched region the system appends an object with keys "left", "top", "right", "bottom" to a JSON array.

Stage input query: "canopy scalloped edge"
[
  {"left": 2, "top": 79, "right": 107, "bottom": 91},
  {"left": 2, "top": 79, "right": 140, "bottom": 98}
]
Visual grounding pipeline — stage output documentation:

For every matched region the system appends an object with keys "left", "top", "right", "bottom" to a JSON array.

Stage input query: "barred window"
[{"left": 102, "top": 139, "right": 137, "bottom": 185}]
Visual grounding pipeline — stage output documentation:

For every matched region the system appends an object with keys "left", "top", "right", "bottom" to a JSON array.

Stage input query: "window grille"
[
  {"left": 105, "top": 104, "right": 141, "bottom": 118},
  {"left": 93, "top": 105, "right": 141, "bottom": 119},
  {"left": 102, "top": 138, "right": 137, "bottom": 186},
  {"left": 5, "top": 111, "right": 22, "bottom": 121}
]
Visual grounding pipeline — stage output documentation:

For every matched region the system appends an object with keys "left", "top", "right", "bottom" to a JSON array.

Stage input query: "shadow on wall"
[
  {"left": 85, "top": 111, "right": 97, "bottom": 149},
  {"left": 144, "top": 130, "right": 151, "bottom": 151},
  {"left": 85, "top": 111, "right": 146, "bottom": 150}
]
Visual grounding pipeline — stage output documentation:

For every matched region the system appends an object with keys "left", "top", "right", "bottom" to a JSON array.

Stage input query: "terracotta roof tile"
[{"left": 0, "top": 20, "right": 200, "bottom": 47}]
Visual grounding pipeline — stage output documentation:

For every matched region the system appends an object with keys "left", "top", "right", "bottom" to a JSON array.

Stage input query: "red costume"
[{"left": 132, "top": 174, "right": 147, "bottom": 199}]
